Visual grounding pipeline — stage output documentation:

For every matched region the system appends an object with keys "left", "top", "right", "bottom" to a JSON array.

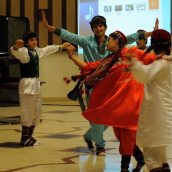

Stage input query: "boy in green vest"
[{"left": 11, "top": 31, "right": 68, "bottom": 146}]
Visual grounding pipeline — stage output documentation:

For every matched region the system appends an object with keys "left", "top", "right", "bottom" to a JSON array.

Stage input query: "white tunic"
[
  {"left": 11, "top": 45, "right": 62, "bottom": 126},
  {"left": 11, "top": 45, "right": 62, "bottom": 94},
  {"left": 130, "top": 58, "right": 172, "bottom": 147}
]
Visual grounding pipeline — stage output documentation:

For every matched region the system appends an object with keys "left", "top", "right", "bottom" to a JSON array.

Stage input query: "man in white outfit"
[{"left": 127, "top": 29, "right": 172, "bottom": 172}]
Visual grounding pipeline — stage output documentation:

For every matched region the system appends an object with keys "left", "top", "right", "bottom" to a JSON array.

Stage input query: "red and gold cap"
[
  {"left": 151, "top": 29, "right": 171, "bottom": 46},
  {"left": 109, "top": 30, "right": 127, "bottom": 48}
]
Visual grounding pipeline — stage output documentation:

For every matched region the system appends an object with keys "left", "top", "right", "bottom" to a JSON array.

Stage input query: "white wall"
[{"left": 39, "top": 51, "right": 83, "bottom": 99}]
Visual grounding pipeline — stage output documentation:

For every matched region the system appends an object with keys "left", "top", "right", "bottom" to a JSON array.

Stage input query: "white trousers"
[
  {"left": 143, "top": 146, "right": 167, "bottom": 170},
  {"left": 19, "top": 94, "right": 42, "bottom": 127}
]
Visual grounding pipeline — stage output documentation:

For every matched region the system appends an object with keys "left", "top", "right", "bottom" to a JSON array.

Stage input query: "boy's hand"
[{"left": 13, "top": 39, "right": 24, "bottom": 50}]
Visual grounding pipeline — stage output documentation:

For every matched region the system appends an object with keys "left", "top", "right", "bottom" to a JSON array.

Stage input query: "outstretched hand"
[
  {"left": 63, "top": 42, "right": 86, "bottom": 68},
  {"left": 123, "top": 52, "right": 134, "bottom": 61},
  {"left": 14, "top": 39, "right": 24, "bottom": 49},
  {"left": 154, "top": 18, "right": 159, "bottom": 31},
  {"left": 123, "top": 52, "right": 135, "bottom": 71},
  {"left": 65, "top": 43, "right": 76, "bottom": 59},
  {"left": 41, "top": 11, "right": 49, "bottom": 28},
  {"left": 41, "top": 10, "right": 56, "bottom": 32},
  {"left": 62, "top": 42, "right": 75, "bottom": 50},
  {"left": 144, "top": 18, "right": 159, "bottom": 38}
]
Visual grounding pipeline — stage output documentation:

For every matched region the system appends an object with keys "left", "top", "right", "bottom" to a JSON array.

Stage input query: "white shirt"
[
  {"left": 130, "top": 58, "right": 172, "bottom": 147},
  {"left": 11, "top": 45, "right": 62, "bottom": 94}
]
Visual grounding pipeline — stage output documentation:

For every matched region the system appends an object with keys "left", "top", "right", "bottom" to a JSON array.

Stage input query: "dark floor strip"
[{"left": 42, "top": 104, "right": 80, "bottom": 106}]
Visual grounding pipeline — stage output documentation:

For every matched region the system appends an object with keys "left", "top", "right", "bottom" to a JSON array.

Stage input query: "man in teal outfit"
[{"left": 41, "top": 11, "right": 149, "bottom": 156}]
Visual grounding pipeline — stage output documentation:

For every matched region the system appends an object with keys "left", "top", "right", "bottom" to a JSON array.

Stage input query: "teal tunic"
[
  {"left": 53, "top": 28, "right": 143, "bottom": 148},
  {"left": 54, "top": 28, "right": 142, "bottom": 62}
]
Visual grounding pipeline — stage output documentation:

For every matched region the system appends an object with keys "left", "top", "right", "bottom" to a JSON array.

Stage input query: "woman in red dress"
[{"left": 65, "top": 31, "right": 155, "bottom": 172}]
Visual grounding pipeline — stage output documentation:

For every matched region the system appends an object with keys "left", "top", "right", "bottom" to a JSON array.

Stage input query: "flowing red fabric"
[{"left": 82, "top": 47, "right": 155, "bottom": 130}]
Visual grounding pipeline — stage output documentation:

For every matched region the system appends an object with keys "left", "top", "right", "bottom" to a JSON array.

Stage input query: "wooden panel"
[
  {"left": 34, "top": 0, "right": 39, "bottom": 38},
  {"left": 11, "top": 0, "right": 20, "bottom": 16},
  {"left": 20, "top": 0, "right": 25, "bottom": 17},
  {"left": 25, "top": 0, "right": 34, "bottom": 31},
  {"left": 38, "top": 0, "right": 48, "bottom": 47},
  {"left": 48, "top": 0, "right": 53, "bottom": 44},
  {"left": 0, "top": 0, "right": 6, "bottom": 15},
  {"left": 39, "top": 0, "right": 48, "bottom": 9},
  {"left": 6, "top": 0, "right": 11, "bottom": 16},
  {"left": 62, "top": 0, "right": 66, "bottom": 29},
  {"left": 0, "top": 0, "right": 77, "bottom": 46},
  {"left": 52, "top": 0, "right": 62, "bottom": 45},
  {"left": 66, "top": 0, "right": 76, "bottom": 33},
  {"left": 39, "top": 21, "right": 48, "bottom": 47}
]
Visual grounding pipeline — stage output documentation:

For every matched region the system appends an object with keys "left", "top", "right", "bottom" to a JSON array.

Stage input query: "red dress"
[{"left": 81, "top": 47, "right": 155, "bottom": 130}]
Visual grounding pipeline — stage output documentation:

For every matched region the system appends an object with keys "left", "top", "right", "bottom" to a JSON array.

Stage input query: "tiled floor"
[{"left": 0, "top": 101, "right": 172, "bottom": 172}]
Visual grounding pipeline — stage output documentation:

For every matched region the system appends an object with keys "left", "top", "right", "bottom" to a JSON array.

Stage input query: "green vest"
[{"left": 20, "top": 49, "right": 39, "bottom": 78}]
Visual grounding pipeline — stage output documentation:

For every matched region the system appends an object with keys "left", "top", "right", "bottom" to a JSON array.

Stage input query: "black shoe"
[
  {"left": 162, "top": 163, "right": 171, "bottom": 172},
  {"left": 132, "top": 161, "right": 145, "bottom": 172},
  {"left": 20, "top": 137, "right": 40, "bottom": 146},
  {"left": 121, "top": 155, "right": 131, "bottom": 172},
  {"left": 150, "top": 167, "right": 163, "bottom": 172},
  {"left": 96, "top": 147, "right": 106, "bottom": 156},
  {"left": 132, "top": 145, "right": 145, "bottom": 172},
  {"left": 83, "top": 136, "right": 95, "bottom": 151}
]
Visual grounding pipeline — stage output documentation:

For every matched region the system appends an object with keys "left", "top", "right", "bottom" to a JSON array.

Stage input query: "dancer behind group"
[
  {"left": 41, "top": 11, "right": 153, "bottom": 156},
  {"left": 136, "top": 29, "right": 148, "bottom": 50},
  {"left": 126, "top": 29, "right": 172, "bottom": 172},
  {"left": 11, "top": 31, "right": 69, "bottom": 146},
  {"left": 64, "top": 30, "right": 158, "bottom": 172}
]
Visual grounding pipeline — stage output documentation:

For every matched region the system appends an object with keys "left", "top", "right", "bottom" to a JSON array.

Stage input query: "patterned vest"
[{"left": 20, "top": 49, "right": 39, "bottom": 78}]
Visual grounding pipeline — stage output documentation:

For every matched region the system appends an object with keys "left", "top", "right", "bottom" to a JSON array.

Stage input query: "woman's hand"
[
  {"left": 124, "top": 52, "right": 134, "bottom": 61},
  {"left": 66, "top": 44, "right": 76, "bottom": 59},
  {"left": 63, "top": 42, "right": 86, "bottom": 68},
  {"left": 123, "top": 51, "right": 135, "bottom": 71},
  {"left": 62, "top": 42, "right": 75, "bottom": 50}
]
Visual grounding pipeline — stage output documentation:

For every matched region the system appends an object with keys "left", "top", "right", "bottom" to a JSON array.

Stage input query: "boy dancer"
[
  {"left": 127, "top": 29, "right": 172, "bottom": 172},
  {"left": 11, "top": 31, "right": 68, "bottom": 146}
]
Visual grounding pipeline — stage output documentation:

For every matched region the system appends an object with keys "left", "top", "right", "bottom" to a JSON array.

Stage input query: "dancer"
[
  {"left": 11, "top": 31, "right": 69, "bottom": 146},
  {"left": 136, "top": 30, "right": 148, "bottom": 50},
  {"left": 64, "top": 29, "right": 157, "bottom": 171},
  {"left": 126, "top": 29, "right": 172, "bottom": 172},
  {"left": 41, "top": 11, "right": 152, "bottom": 156}
]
